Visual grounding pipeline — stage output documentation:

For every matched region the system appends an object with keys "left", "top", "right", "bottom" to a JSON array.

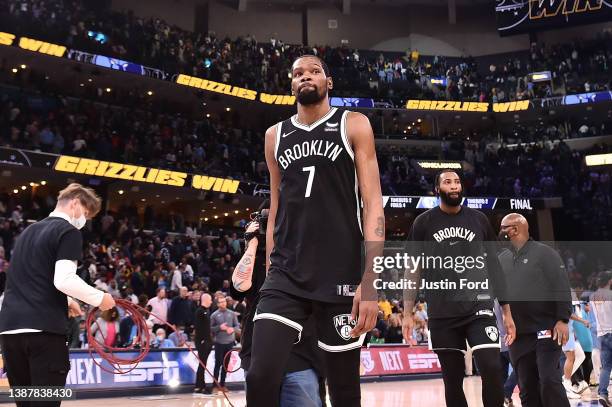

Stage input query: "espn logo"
[
  {"left": 408, "top": 353, "right": 441, "bottom": 370},
  {"left": 114, "top": 361, "right": 179, "bottom": 383}
]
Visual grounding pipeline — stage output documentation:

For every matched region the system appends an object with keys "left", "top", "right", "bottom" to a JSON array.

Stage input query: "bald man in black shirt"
[{"left": 499, "top": 213, "right": 572, "bottom": 407}]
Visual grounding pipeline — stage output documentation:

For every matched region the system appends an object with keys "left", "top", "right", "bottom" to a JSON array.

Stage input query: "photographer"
[{"left": 231, "top": 200, "right": 325, "bottom": 407}]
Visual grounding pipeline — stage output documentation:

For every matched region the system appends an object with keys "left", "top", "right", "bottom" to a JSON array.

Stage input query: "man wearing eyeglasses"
[{"left": 498, "top": 213, "right": 572, "bottom": 407}]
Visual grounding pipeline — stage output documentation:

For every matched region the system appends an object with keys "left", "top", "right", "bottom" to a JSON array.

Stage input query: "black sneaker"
[
  {"left": 599, "top": 395, "right": 612, "bottom": 407},
  {"left": 202, "top": 387, "right": 213, "bottom": 395},
  {"left": 192, "top": 388, "right": 202, "bottom": 394}
]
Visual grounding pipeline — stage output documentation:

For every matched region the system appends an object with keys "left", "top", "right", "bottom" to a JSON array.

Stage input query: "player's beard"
[
  {"left": 297, "top": 84, "right": 326, "bottom": 105},
  {"left": 439, "top": 190, "right": 463, "bottom": 207}
]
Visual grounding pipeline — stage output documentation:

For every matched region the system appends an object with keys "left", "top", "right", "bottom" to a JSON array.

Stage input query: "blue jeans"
[
  {"left": 599, "top": 333, "right": 612, "bottom": 396},
  {"left": 280, "top": 368, "right": 321, "bottom": 407}
]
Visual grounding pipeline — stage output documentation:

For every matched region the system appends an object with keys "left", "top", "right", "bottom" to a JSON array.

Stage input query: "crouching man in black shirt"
[
  {"left": 499, "top": 213, "right": 572, "bottom": 407},
  {"left": 231, "top": 201, "right": 325, "bottom": 407},
  {"left": 0, "top": 183, "right": 116, "bottom": 406}
]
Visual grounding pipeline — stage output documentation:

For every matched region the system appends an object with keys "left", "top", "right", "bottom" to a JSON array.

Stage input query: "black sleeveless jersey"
[{"left": 262, "top": 107, "right": 363, "bottom": 304}]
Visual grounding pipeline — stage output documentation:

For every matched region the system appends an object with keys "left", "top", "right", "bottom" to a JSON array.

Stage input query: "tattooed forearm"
[
  {"left": 375, "top": 216, "right": 385, "bottom": 238},
  {"left": 234, "top": 255, "right": 254, "bottom": 280}
]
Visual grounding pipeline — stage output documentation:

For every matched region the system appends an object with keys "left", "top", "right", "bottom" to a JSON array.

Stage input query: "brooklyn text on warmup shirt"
[
  {"left": 408, "top": 206, "right": 508, "bottom": 319},
  {"left": 261, "top": 107, "right": 364, "bottom": 303}
]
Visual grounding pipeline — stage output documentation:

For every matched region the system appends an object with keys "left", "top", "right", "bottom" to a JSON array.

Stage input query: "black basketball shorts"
[
  {"left": 254, "top": 289, "right": 366, "bottom": 352},
  {"left": 428, "top": 309, "right": 501, "bottom": 353}
]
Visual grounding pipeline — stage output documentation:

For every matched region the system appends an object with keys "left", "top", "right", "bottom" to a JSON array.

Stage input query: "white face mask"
[{"left": 71, "top": 206, "right": 87, "bottom": 230}]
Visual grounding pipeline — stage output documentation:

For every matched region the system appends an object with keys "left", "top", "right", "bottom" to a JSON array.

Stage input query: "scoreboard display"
[
  {"left": 496, "top": 0, "right": 612, "bottom": 36},
  {"left": 383, "top": 196, "right": 562, "bottom": 210}
]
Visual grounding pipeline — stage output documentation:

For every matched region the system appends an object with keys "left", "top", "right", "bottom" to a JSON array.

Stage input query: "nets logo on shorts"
[
  {"left": 334, "top": 314, "right": 357, "bottom": 341},
  {"left": 485, "top": 326, "right": 499, "bottom": 342}
]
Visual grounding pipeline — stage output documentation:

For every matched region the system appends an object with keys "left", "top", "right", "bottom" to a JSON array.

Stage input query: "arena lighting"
[
  {"left": 204, "top": 217, "right": 209, "bottom": 221},
  {"left": 79, "top": 83, "right": 84, "bottom": 87},
  {"left": 11, "top": 68, "right": 17, "bottom": 73},
  {"left": 87, "top": 78, "right": 92, "bottom": 82},
  {"left": 41, "top": 181, "right": 46, "bottom": 185},
  {"left": 155, "top": 194, "right": 160, "bottom": 198},
  {"left": 417, "top": 118, "right": 422, "bottom": 123},
  {"left": 105, "top": 87, "right": 111, "bottom": 93},
  {"left": 118, "top": 190, "right": 124, "bottom": 195},
  {"left": 141, "top": 198, "right": 146, "bottom": 202},
  {"left": 20, "top": 186, "right": 26, "bottom": 190},
  {"left": 224, "top": 213, "right": 229, "bottom": 217},
  {"left": 147, "top": 90, "right": 153, "bottom": 96},
  {"left": 20, "top": 64, "right": 26, "bottom": 69},
  {"left": 585, "top": 153, "right": 612, "bottom": 167},
  {"left": 214, "top": 215, "right": 219, "bottom": 219},
  {"left": 12, "top": 189, "right": 18, "bottom": 194},
  {"left": 226, "top": 107, "right": 231, "bottom": 112},
  {"left": 234, "top": 210, "right": 239, "bottom": 214},
  {"left": 29, "top": 182, "right": 35, "bottom": 187},
  {"left": 206, "top": 114, "right": 211, "bottom": 118}
]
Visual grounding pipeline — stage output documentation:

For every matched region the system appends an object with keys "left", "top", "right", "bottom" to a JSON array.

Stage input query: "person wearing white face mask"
[{"left": 0, "top": 183, "right": 115, "bottom": 406}]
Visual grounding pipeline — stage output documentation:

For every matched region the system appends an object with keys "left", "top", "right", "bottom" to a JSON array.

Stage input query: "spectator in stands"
[
  {"left": 378, "top": 293, "right": 392, "bottom": 320},
  {"left": 168, "top": 286, "right": 194, "bottom": 328},
  {"left": 170, "top": 262, "right": 182, "bottom": 291},
  {"left": 168, "top": 325, "right": 189, "bottom": 347},
  {"left": 369, "top": 328, "right": 385, "bottom": 345},
  {"left": 90, "top": 307, "right": 120, "bottom": 348},
  {"left": 384, "top": 314, "right": 404, "bottom": 344},
  {"left": 153, "top": 327, "right": 175, "bottom": 348},
  {"left": 147, "top": 287, "right": 169, "bottom": 333}
]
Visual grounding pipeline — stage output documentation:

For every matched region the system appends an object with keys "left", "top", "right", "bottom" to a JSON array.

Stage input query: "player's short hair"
[
  {"left": 434, "top": 169, "right": 462, "bottom": 188},
  {"left": 57, "top": 183, "right": 102, "bottom": 217},
  {"left": 293, "top": 54, "right": 331, "bottom": 77}
]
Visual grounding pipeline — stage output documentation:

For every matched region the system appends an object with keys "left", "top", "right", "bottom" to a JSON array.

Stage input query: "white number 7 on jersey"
[{"left": 302, "top": 166, "right": 315, "bottom": 198}]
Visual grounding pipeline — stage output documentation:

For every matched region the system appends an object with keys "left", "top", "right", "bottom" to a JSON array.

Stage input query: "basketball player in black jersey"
[
  {"left": 403, "top": 169, "right": 516, "bottom": 407},
  {"left": 246, "top": 55, "right": 384, "bottom": 407}
]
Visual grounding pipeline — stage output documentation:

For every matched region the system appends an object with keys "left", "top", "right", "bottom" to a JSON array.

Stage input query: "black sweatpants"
[
  {"left": 213, "top": 342, "right": 234, "bottom": 387},
  {"left": 0, "top": 332, "right": 70, "bottom": 407},
  {"left": 247, "top": 319, "right": 360, "bottom": 407},
  {"left": 436, "top": 348, "right": 504, "bottom": 407},
  {"left": 509, "top": 334, "right": 570, "bottom": 407},
  {"left": 195, "top": 341, "right": 213, "bottom": 390}
]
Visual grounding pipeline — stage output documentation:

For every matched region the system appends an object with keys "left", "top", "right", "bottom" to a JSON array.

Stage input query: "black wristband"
[{"left": 244, "top": 231, "right": 258, "bottom": 243}]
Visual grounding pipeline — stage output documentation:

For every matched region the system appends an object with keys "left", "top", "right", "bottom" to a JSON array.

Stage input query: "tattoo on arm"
[
  {"left": 235, "top": 255, "right": 254, "bottom": 280},
  {"left": 375, "top": 216, "right": 385, "bottom": 238}
]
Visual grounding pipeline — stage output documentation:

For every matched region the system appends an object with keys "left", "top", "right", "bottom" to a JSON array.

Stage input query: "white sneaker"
[
  {"left": 563, "top": 378, "right": 581, "bottom": 399},
  {"left": 573, "top": 380, "right": 589, "bottom": 394}
]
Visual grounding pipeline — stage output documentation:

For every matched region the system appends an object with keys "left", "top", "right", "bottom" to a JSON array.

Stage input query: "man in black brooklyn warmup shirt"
[
  {"left": 499, "top": 212, "right": 572, "bottom": 407},
  {"left": 0, "top": 183, "right": 115, "bottom": 406},
  {"left": 404, "top": 170, "right": 516, "bottom": 407}
]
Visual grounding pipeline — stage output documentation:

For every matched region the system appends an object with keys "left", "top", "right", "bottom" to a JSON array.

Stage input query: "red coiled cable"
[{"left": 86, "top": 298, "right": 235, "bottom": 406}]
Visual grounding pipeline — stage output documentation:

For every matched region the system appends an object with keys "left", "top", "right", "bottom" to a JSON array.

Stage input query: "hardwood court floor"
[{"left": 61, "top": 377, "right": 606, "bottom": 407}]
